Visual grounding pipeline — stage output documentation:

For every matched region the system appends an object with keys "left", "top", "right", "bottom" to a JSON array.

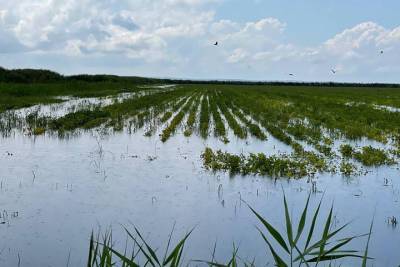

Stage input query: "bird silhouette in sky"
[
  {"left": 289, "top": 73, "right": 294, "bottom": 76},
  {"left": 331, "top": 69, "right": 336, "bottom": 74},
  {"left": 214, "top": 41, "right": 218, "bottom": 46},
  {"left": 380, "top": 50, "right": 384, "bottom": 54}
]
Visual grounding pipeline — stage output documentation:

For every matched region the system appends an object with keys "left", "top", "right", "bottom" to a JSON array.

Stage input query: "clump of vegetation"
[
  {"left": 340, "top": 144, "right": 354, "bottom": 158},
  {"left": 353, "top": 146, "right": 395, "bottom": 166},
  {"left": 33, "top": 127, "right": 45, "bottom": 135},
  {"left": 315, "top": 143, "right": 333, "bottom": 157},
  {"left": 340, "top": 161, "right": 358, "bottom": 176},
  {"left": 202, "top": 147, "right": 329, "bottom": 178}
]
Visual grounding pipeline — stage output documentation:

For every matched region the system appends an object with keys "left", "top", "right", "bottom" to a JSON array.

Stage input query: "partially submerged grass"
[
  {"left": 353, "top": 146, "right": 395, "bottom": 166},
  {"left": 160, "top": 112, "right": 173, "bottom": 123},
  {"left": 46, "top": 88, "right": 189, "bottom": 132},
  {"left": 199, "top": 95, "right": 210, "bottom": 138},
  {"left": 50, "top": 109, "right": 110, "bottom": 131},
  {"left": 202, "top": 147, "right": 330, "bottom": 178},
  {"left": 340, "top": 161, "right": 358, "bottom": 176},
  {"left": 161, "top": 96, "right": 196, "bottom": 142},
  {"left": 340, "top": 144, "right": 394, "bottom": 166},
  {"left": 0, "top": 81, "right": 145, "bottom": 113},
  {"left": 229, "top": 104, "right": 266, "bottom": 141},
  {"left": 218, "top": 99, "right": 247, "bottom": 139},
  {"left": 209, "top": 93, "right": 226, "bottom": 137},
  {"left": 183, "top": 96, "right": 200, "bottom": 137},
  {"left": 2, "top": 82, "right": 399, "bottom": 172}
]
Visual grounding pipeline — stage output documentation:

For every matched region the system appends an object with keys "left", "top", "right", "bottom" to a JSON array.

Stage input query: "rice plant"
[
  {"left": 209, "top": 92, "right": 226, "bottom": 137},
  {"left": 184, "top": 95, "right": 200, "bottom": 137},
  {"left": 161, "top": 96, "right": 196, "bottom": 142},
  {"left": 199, "top": 94, "right": 210, "bottom": 139},
  {"left": 218, "top": 99, "right": 247, "bottom": 139}
]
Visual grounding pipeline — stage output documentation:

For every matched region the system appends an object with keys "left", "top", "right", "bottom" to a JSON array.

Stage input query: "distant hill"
[{"left": 1, "top": 66, "right": 399, "bottom": 88}]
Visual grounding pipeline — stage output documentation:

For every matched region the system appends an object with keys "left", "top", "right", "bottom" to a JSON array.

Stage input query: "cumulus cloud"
[
  {"left": 0, "top": 0, "right": 214, "bottom": 60},
  {"left": 302, "top": 22, "right": 400, "bottom": 77},
  {"left": 0, "top": 0, "right": 399, "bottom": 82}
]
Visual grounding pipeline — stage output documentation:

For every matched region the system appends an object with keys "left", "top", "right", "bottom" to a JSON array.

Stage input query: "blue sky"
[
  {"left": 216, "top": 0, "right": 400, "bottom": 45},
  {"left": 0, "top": 0, "right": 399, "bottom": 83}
]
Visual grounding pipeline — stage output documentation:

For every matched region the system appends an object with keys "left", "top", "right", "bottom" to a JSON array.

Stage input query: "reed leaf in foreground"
[
  {"left": 88, "top": 194, "right": 373, "bottom": 267},
  {"left": 87, "top": 226, "right": 193, "bottom": 267},
  {"left": 247, "top": 193, "right": 373, "bottom": 266}
]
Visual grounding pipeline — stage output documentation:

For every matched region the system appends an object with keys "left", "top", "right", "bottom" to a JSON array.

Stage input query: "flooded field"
[{"left": 1, "top": 84, "right": 400, "bottom": 266}]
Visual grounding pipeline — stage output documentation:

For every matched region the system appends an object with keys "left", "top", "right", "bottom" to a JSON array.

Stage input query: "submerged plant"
[
  {"left": 353, "top": 146, "right": 395, "bottom": 166},
  {"left": 340, "top": 144, "right": 354, "bottom": 158},
  {"left": 340, "top": 161, "right": 358, "bottom": 176},
  {"left": 201, "top": 147, "right": 330, "bottom": 178},
  {"left": 160, "top": 111, "right": 173, "bottom": 123},
  {"left": 199, "top": 95, "right": 210, "bottom": 138},
  {"left": 33, "top": 127, "right": 45, "bottom": 135}
]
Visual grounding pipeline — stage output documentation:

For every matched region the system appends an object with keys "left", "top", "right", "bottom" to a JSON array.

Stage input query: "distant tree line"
[
  {"left": 0, "top": 67, "right": 64, "bottom": 83},
  {"left": 0, "top": 67, "right": 159, "bottom": 84},
  {"left": 1, "top": 66, "right": 399, "bottom": 88},
  {"left": 167, "top": 79, "right": 400, "bottom": 88}
]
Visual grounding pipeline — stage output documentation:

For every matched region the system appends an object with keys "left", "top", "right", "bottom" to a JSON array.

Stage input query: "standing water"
[{"left": 0, "top": 99, "right": 399, "bottom": 266}]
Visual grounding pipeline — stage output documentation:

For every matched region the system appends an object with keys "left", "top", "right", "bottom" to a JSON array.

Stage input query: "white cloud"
[
  {"left": 227, "top": 48, "right": 248, "bottom": 63},
  {"left": 0, "top": 1, "right": 399, "bottom": 82},
  {"left": 0, "top": 0, "right": 215, "bottom": 59}
]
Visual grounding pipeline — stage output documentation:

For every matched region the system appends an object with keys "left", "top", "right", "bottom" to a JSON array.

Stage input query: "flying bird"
[
  {"left": 380, "top": 50, "right": 384, "bottom": 54},
  {"left": 289, "top": 73, "right": 294, "bottom": 76},
  {"left": 331, "top": 69, "right": 336, "bottom": 74},
  {"left": 214, "top": 41, "right": 218, "bottom": 46}
]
